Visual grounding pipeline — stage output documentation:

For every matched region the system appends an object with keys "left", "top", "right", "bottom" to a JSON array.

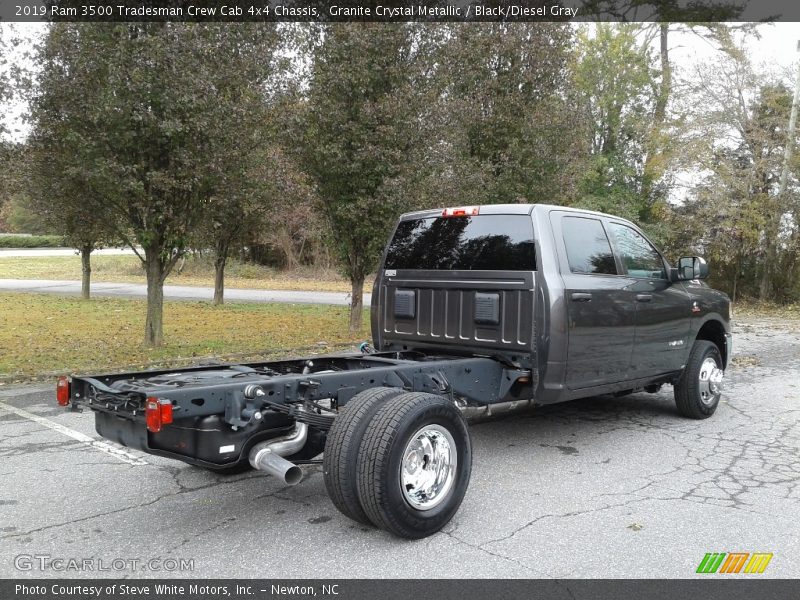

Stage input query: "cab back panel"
[{"left": 374, "top": 270, "right": 535, "bottom": 365}]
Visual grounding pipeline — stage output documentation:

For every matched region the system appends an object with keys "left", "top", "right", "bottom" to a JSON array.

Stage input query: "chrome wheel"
[
  {"left": 400, "top": 424, "right": 457, "bottom": 511},
  {"left": 698, "top": 357, "right": 723, "bottom": 405}
]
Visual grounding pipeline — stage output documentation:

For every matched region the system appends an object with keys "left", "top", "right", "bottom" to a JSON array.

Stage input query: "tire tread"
[
  {"left": 674, "top": 340, "right": 722, "bottom": 419},
  {"left": 357, "top": 392, "right": 470, "bottom": 538},
  {"left": 323, "top": 386, "right": 403, "bottom": 524}
]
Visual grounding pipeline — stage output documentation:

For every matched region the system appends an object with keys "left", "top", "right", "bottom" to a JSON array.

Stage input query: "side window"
[
  {"left": 608, "top": 223, "right": 666, "bottom": 279},
  {"left": 561, "top": 216, "right": 617, "bottom": 275}
]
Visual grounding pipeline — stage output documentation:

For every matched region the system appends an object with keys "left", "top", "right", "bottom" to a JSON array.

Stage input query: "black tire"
[
  {"left": 356, "top": 392, "right": 472, "bottom": 539},
  {"left": 323, "top": 387, "right": 405, "bottom": 525},
  {"left": 674, "top": 340, "right": 724, "bottom": 419}
]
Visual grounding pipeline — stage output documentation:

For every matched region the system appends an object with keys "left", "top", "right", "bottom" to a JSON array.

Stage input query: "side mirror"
[{"left": 674, "top": 256, "right": 709, "bottom": 281}]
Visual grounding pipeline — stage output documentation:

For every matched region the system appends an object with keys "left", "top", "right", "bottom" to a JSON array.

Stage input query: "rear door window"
[
  {"left": 608, "top": 223, "right": 666, "bottom": 279},
  {"left": 561, "top": 216, "right": 617, "bottom": 275},
  {"left": 384, "top": 214, "right": 536, "bottom": 271}
]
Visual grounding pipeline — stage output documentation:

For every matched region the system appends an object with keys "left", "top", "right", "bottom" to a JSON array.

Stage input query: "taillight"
[
  {"left": 56, "top": 376, "right": 71, "bottom": 406},
  {"left": 145, "top": 397, "right": 173, "bottom": 433},
  {"left": 442, "top": 206, "right": 479, "bottom": 217},
  {"left": 160, "top": 399, "right": 173, "bottom": 426}
]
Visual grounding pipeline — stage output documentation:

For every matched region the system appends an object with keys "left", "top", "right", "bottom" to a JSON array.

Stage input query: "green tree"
[
  {"left": 0, "top": 25, "right": 13, "bottom": 140},
  {"left": 301, "top": 24, "right": 431, "bottom": 332},
  {"left": 637, "top": 21, "right": 752, "bottom": 214},
  {"left": 676, "top": 48, "right": 798, "bottom": 302},
  {"left": 30, "top": 23, "right": 283, "bottom": 344},
  {"left": 581, "top": 5, "right": 750, "bottom": 215},
  {"left": 0, "top": 144, "right": 58, "bottom": 235},
  {"left": 1, "top": 26, "right": 16, "bottom": 216},
  {"left": 572, "top": 24, "right": 656, "bottom": 223},
  {"left": 433, "top": 24, "right": 582, "bottom": 206},
  {"left": 26, "top": 139, "right": 116, "bottom": 298},
  {"left": 202, "top": 145, "right": 313, "bottom": 305},
  {"left": 189, "top": 30, "right": 288, "bottom": 305}
]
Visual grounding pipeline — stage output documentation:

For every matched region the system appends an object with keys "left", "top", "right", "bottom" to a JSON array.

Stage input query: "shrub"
[{"left": 0, "top": 234, "right": 67, "bottom": 248}]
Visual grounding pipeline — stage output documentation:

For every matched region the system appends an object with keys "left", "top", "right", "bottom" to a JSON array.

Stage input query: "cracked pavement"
[{"left": 0, "top": 315, "right": 798, "bottom": 578}]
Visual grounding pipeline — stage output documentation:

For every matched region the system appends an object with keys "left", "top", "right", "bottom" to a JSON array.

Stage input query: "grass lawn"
[
  {"left": 0, "top": 254, "right": 369, "bottom": 293},
  {"left": 0, "top": 292, "right": 370, "bottom": 382}
]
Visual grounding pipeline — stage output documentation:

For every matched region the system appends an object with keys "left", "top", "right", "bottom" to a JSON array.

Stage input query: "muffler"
[
  {"left": 457, "top": 398, "right": 535, "bottom": 422},
  {"left": 248, "top": 421, "right": 308, "bottom": 486}
]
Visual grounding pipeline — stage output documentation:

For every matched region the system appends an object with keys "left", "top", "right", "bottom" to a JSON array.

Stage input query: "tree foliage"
[
  {"left": 671, "top": 47, "right": 799, "bottom": 302},
  {"left": 431, "top": 23, "right": 581, "bottom": 206},
  {"left": 30, "top": 23, "right": 284, "bottom": 343},
  {"left": 12, "top": 18, "right": 800, "bottom": 343},
  {"left": 301, "top": 24, "right": 432, "bottom": 332},
  {"left": 572, "top": 24, "right": 656, "bottom": 224},
  {"left": 188, "top": 31, "right": 290, "bottom": 305}
]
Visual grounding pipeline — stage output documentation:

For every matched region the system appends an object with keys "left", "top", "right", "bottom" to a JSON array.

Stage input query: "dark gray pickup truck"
[{"left": 58, "top": 204, "right": 731, "bottom": 538}]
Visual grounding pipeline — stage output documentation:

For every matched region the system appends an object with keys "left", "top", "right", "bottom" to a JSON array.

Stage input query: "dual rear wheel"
[
  {"left": 323, "top": 388, "right": 471, "bottom": 539},
  {"left": 323, "top": 340, "right": 725, "bottom": 536}
]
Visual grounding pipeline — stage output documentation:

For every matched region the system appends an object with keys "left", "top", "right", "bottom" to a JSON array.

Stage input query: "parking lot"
[{"left": 1, "top": 315, "right": 798, "bottom": 578}]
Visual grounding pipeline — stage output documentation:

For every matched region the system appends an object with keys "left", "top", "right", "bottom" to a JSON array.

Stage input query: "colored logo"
[{"left": 696, "top": 552, "right": 773, "bottom": 574}]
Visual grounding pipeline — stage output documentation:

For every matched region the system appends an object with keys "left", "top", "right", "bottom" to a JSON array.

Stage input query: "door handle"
[
  {"left": 636, "top": 293, "right": 653, "bottom": 302},
  {"left": 571, "top": 292, "right": 592, "bottom": 302}
]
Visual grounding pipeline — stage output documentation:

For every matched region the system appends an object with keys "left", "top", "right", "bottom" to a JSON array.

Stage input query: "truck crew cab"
[{"left": 58, "top": 204, "right": 731, "bottom": 538}]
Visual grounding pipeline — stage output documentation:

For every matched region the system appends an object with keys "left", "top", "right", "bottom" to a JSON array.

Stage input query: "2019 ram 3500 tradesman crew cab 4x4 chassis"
[{"left": 57, "top": 204, "right": 731, "bottom": 538}]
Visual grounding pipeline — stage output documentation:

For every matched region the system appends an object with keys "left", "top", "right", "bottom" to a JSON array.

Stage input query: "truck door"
[
  {"left": 606, "top": 222, "right": 691, "bottom": 377},
  {"left": 553, "top": 214, "right": 637, "bottom": 390}
]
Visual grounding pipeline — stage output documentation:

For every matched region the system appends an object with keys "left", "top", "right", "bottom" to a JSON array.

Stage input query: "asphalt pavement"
[
  {"left": 0, "top": 279, "right": 366, "bottom": 306},
  {"left": 0, "top": 316, "right": 798, "bottom": 578}
]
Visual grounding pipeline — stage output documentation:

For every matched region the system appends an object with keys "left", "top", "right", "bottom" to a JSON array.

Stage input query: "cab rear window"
[{"left": 384, "top": 214, "right": 536, "bottom": 271}]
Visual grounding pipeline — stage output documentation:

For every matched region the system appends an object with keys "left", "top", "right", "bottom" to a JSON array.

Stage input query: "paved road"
[
  {"left": 0, "top": 317, "right": 798, "bottom": 578},
  {"left": 0, "top": 279, "right": 366, "bottom": 306},
  {"left": 0, "top": 248, "right": 137, "bottom": 258}
]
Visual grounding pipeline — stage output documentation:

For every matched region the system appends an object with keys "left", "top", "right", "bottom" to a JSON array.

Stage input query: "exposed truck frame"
[
  {"left": 67, "top": 352, "right": 524, "bottom": 468},
  {"left": 58, "top": 204, "right": 731, "bottom": 538}
]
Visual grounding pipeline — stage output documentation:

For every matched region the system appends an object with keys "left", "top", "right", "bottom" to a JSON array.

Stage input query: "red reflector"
[
  {"left": 146, "top": 397, "right": 173, "bottom": 433},
  {"left": 160, "top": 399, "right": 173, "bottom": 425},
  {"left": 145, "top": 398, "right": 161, "bottom": 433},
  {"left": 56, "top": 376, "right": 71, "bottom": 406},
  {"left": 442, "top": 206, "right": 480, "bottom": 217}
]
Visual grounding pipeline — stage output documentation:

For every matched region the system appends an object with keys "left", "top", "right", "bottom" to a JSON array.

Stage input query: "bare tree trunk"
[
  {"left": 759, "top": 247, "right": 772, "bottom": 301},
  {"left": 761, "top": 50, "right": 800, "bottom": 302},
  {"left": 276, "top": 230, "right": 300, "bottom": 269},
  {"left": 144, "top": 254, "right": 165, "bottom": 347},
  {"left": 212, "top": 255, "right": 228, "bottom": 305},
  {"left": 212, "top": 238, "right": 230, "bottom": 306},
  {"left": 642, "top": 24, "right": 672, "bottom": 207},
  {"left": 80, "top": 245, "right": 92, "bottom": 300},
  {"left": 759, "top": 216, "right": 776, "bottom": 301},
  {"left": 654, "top": 24, "right": 671, "bottom": 126},
  {"left": 349, "top": 273, "right": 365, "bottom": 334}
]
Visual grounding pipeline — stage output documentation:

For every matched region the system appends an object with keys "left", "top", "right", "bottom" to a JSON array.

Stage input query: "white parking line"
[{"left": 0, "top": 401, "right": 149, "bottom": 466}]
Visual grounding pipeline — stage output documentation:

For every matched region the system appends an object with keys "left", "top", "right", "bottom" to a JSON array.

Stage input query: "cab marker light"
[{"left": 442, "top": 206, "right": 480, "bottom": 217}]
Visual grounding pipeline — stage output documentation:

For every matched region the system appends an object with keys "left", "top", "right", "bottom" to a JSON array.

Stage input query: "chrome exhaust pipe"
[
  {"left": 251, "top": 450, "right": 303, "bottom": 486},
  {"left": 457, "top": 398, "right": 535, "bottom": 422},
  {"left": 248, "top": 421, "right": 308, "bottom": 486}
]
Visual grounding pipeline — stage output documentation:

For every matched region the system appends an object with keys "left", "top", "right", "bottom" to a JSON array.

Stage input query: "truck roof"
[{"left": 399, "top": 203, "right": 627, "bottom": 222}]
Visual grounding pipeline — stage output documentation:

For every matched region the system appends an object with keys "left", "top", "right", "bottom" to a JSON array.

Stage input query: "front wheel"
[
  {"left": 356, "top": 392, "right": 472, "bottom": 539},
  {"left": 674, "top": 340, "right": 724, "bottom": 419}
]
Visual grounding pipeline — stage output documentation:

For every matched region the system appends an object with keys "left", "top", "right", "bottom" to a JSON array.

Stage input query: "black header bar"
[
  {"left": 3, "top": 579, "right": 800, "bottom": 600},
  {"left": 1, "top": 1, "right": 797, "bottom": 23}
]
